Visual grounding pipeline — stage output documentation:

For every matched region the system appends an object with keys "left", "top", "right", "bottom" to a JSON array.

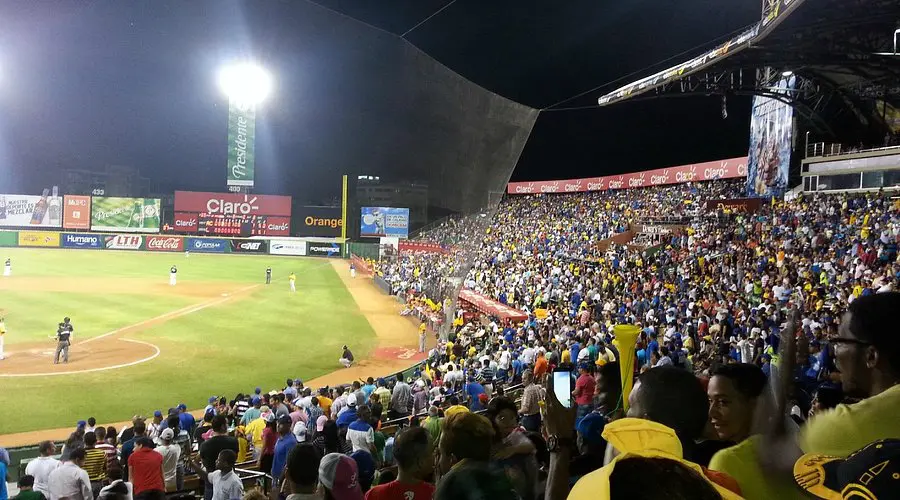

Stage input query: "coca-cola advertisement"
[
  {"left": 174, "top": 191, "right": 292, "bottom": 216},
  {"left": 506, "top": 156, "right": 748, "bottom": 194},
  {"left": 146, "top": 236, "right": 184, "bottom": 252},
  {"left": 174, "top": 212, "right": 199, "bottom": 232}
]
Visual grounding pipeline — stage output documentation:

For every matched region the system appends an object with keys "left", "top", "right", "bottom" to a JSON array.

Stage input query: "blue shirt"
[
  {"left": 336, "top": 407, "right": 358, "bottom": 428},
  {"left": 362, "top": 384, "right": 376, "bottom": 399},
  {"left": 465, "top": 382, "right": 486, "bottom": 411},
  {"left": 570, "top": 343, "right": 581, "bottom": 364},
  {"left": 271, "top": 434, "right": 297, "bottom": 481},
  {"left": 0, "top": 461, "right": 7, "bottom": 500},
  {"left": 179, "top": 412, "right": 196, "bottom": 433}
]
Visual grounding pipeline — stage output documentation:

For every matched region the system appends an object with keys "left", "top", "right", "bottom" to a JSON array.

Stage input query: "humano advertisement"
[
  {"left": 91, "top": 197, "right": 161, "bottom": 233},
  {"left": 61, "top": 233, "right": 103, "bottom": 249},
  {"left": 360, "top": 207, "right": 410, "bottom": 238},
  {"left": 0, "top": 189, "right": 63, "bottom": 228}
]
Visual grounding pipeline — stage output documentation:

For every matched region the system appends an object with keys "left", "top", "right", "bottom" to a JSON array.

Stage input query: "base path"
[{"left": 0, "top": 260, "right": 429, "bottom": 448}]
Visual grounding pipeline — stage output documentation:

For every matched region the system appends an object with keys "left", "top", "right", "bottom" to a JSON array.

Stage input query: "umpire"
[{"left": 54, "top": 318, "right": 74, "bottom": 364}]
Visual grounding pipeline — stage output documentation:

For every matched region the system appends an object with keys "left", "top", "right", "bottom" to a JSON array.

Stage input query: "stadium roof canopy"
[{"left": 595, "top": 0, "right": 900, "bottom": 141}]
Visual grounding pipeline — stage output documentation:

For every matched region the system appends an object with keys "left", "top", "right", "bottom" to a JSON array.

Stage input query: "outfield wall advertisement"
[
  {"left": 231, "top": 239, "right": 268, "bottom": 253},
  {"left": 61, "top": 233, "right": 103, "bottom": 249},
  {"left": 186, "top": 237, "right": 229, "bottom": 253},
  {"left": 91, "top": 197, "right": 161, "bottom": 233},
  {"left": 146, "top": 236, "right": 184, "bottom": 252},
  {"left": 0, "top": 192, "right": 63, "bottom": 228},
  {"left": 0, "top": 231, "right": 18, "bottom": 247},
  {"left": 360, "top": 207, "right": 410, "bottom": 238},
  {"left": 268, "top": 240, "right": 306, "bottom": 256},
  {"left": 104, "top": 234, "right": 145, "bottom": 250},
  {"left": 63, "top": 195, "right": 92, "bottom": 230},
  {"left": 307, "top": 242, "right": 344, "bottom": 257},
  {"left": 19, "top": 231, "right": 60, "bottom": 247}
]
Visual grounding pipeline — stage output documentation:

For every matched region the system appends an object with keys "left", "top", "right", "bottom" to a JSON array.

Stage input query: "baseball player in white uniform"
[
  {"left": 169, "top": 265, "right": 177, "bottom": 286},
  {"left": 3, "top": 258, "right": 10, "bottom": 277},
  {"left": 0, "top": 316, "right": 6, "bottom": 360}
]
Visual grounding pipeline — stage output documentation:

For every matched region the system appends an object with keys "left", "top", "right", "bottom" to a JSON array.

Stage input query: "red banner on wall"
[
  {"left": 398, "top": 241, "right": 447, "bottom": 254},
  {"left": 146, "top": 236, "right": 184, "bottom": 252},
  {"left": 507, "top": 156, "right": 748, "bottom": 194},
  {"left": 63, "top": 195, "right": 92, "bottom": 229},
  {"left": 174, "top": 212, "right": 199, "bottom": 231},
  {"left": 174, "top": 191, "right": 292, "bottom": 216}
]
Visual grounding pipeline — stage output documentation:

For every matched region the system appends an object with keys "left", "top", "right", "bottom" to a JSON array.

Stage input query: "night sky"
[{"left": 0, "top": 0, "right": 763, "bottom": 202}]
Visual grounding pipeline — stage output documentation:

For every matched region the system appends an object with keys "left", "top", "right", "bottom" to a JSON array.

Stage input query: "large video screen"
[
  {"left": 90, "top": 197, "right": 161, "bottom": 233},
  {"left": 360, "top": 207, "right": 409, "bottom": 238},
  {"left": 0, "top": 190, "right": 63, "bottom": 228}
]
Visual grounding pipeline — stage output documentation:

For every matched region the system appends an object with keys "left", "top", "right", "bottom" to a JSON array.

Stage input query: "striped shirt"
[
  {"left": 82, "top": 448, "right": 107, "bottom": 481},
  {"left": 480, "top": 367, "right": 495, "bottom": 384},
  {"left": 235, "top": 400, "right": 250, "bottom": 420}
]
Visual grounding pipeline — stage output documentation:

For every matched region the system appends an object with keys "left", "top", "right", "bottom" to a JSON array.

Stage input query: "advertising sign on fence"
[
  {"left": 18, "top": 231, "right": 60, "bottom": 247},
  {"left": 506, "top": 156, "right": 749, "bottom": 195},
  {"left": 0, "top": 191, "right": 63, "bottom": 228},
  {"left": 226, "top": 102, "right": 256, "bottom": 188},
  {"left": 186, "top": 238, "right": 229, "bottom": 253},
  {"left": 174, "top": 213, "right": 199, "bottom": 232},
  {"left": 91, "top": 197, "right": 161, "bottom": 233},
  {"left": 296, "top": 206, "right": 342, "bottom": 237},
  {"left": 0, "top": 231, "right": 18, "bottom": 247},
  {"left": 230, "top": 239, "right": 268, "bottom": 253},
  {"left": 146, "top": 236, "right": 184, "bottom": 252},
  {"left": 63, "top": 195, "right": 92, "bottom": 230},
  {"left": 360, "top": 207, "right": 410, "bottom": 238},
  {"left": 269, "top": 240, "right": 306, "bottom": 256},
  {"left": 104, "top": 234, "right": 145, "bottom": 250},
  {"left": 62, "top": 233, "right": 103, "bottom": 249},
  {"left": 174, "top": 192, "right": 292, "bottom": 236},
  {"left": 307, "top": 242, "right": 344, "bottom": 257}
]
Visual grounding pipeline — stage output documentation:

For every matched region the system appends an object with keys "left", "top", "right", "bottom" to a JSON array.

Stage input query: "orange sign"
[{"left": 63, "top": 195, "right": 91, "bottom": 229}]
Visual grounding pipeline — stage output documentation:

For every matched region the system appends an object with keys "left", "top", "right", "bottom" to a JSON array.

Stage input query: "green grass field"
[{"left": 0, "top": 247, "right": 377, "bottom": 435}]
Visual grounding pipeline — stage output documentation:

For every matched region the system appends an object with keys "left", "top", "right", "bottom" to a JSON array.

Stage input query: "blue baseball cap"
[
  {"left": 153, "top": 410, "right": 163, "bottom": 418},
  {"left": 254, "top": 387, "right": 262, "bottom": 395},
  {"left": 208, "top": 396, "right": 217, "bottom": 404},
  {"left": 251, "top": 396, "right": 261, "bottom": 405},
  {"left": 177, "top": 403, "right": 187, "bottom": 410},
  {"left": 76, "top": 420, "right": 86, "bottom": 428},
  {"left": 576, "top": 412, "right": 607, "bottom": 445}
]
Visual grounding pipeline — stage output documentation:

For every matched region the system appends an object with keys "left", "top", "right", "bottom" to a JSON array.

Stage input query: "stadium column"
[{"left": 341, "top": 174, "right": 348, "bottom": 257}]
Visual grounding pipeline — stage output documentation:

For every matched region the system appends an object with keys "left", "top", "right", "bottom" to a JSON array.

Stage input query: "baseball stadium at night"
[{"left": 1, "top": 1, "right": 899, "bottom": 499}]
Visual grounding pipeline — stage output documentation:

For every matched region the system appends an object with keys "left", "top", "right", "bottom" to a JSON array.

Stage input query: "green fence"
[
  {"left": 0, "top": 230, "right": 18, "bottom": 247},
  {"left": 347, "top": 241, "right": 380, "bottom": 260}
]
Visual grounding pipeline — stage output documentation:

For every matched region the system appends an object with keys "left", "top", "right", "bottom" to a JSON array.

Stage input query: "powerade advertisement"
[
  {"left": 307, "top": 242, "right": 343, "bottom": 257},
  {"left": 360, "top": 207, "right": 409, "bottom": 239},
  {"left": 91, "top": 197, "right": 161, "bottom": 233},
  {"left": 746, "top": 74, "right": 794, "bottom": 197},
  {"left": 61, "top": 233, "right": 103, "bottom": 249},
  {"left": 186, "top": 237, "right": 229, "bottom": 253}
]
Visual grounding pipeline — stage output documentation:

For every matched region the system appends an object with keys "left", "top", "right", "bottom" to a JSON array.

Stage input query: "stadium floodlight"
[{"left": 217, "top": 62, "right": 272, "bottom": 110}]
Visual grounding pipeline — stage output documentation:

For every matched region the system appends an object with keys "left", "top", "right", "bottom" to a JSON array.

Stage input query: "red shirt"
[
  {"left": 128, "top": 447, "right": 164, "bottom": 494},
  {"left": 262, "top": 427, "right": 277, "bottom": 455},
  {"left": 574, "top": 373, "right": 596, "bottom": 406},
  {"left": 365, "top": 480, "right": 435, "bottom": 500}
]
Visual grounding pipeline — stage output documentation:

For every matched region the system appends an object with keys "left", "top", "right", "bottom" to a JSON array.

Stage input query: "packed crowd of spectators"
[{"left": 4, "top": 181, "right": 900, "bottom": 500}]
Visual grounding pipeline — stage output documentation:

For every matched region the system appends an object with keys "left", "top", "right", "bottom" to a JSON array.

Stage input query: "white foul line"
[{"left": 0, "top": 339, "right": 161, "bottom": 377}]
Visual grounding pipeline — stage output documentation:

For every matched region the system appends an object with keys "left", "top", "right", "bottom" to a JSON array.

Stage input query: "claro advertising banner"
[
  {"left": 269, "top": 240, "right": 306, "bottom": 256},
  {"left": 63, "top": 195, "right": 92, "bottom": 230},
  {"left": 0, "top": 192, "right": 63, "bottom": 228},
  {"left": 296, "top": 206, "right": 342, "bottom": 237},
  {"left": 174, "top": 192, "right": 292, "bottom": 216},
  {"left": 18, "top": 231, "right": 60, "bottom": 247},
  {"left": 61, "top": 233, "right": 103, "bottom": 249},
  {"left": 360, "top": 207, "right": 410, "bottom": 238},
  {"left": 506, "top": 156, "right": 748, "bottom": 194},
  {"left": 91, "top": 197, "right": 161, "bottom": 233},
  {"left": 186, "top": 238, "right": 230, "bottom": 253}
]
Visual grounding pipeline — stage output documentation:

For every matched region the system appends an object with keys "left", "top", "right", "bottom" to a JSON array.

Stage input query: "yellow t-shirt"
[
  {"left": 245, "top": 417, "right": 267, "bottom": 451},
  {"left": 318, "top": 396, "right": 333, "bottom": 417},
  {"left": 561, "top": 349, "right": 571, "bottom": 364},
  {"left": 444, "top": 405, "right": 470, "bottom": 419},
  {"left": 709, "top": 436, "right": 805, "bottom": 500},
  {"left": 289, "top": 273, "right": 296, "bottom": 282},
  {"left": 800, "top": 384, "right": 900, "bottom": 456}
]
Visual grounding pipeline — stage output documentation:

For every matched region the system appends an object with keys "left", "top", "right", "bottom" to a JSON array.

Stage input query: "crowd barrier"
[{"left": 0, "top": 230, "right": 347, "bottom": 258}]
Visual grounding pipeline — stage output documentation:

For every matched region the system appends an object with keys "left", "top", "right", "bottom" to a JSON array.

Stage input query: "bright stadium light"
[
  {"left": 781, "top": 70, "right": 793, "bottom": 77},
  {"left": 217, "top": 62, "right": 273, "bottom": 110}
]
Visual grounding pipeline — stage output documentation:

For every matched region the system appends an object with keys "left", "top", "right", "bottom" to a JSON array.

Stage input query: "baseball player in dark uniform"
[
  {"left": 54, "top": 318, "right": 74, "bottom": 364},
  {"left": 266, "top": 266, "right": 272, "bottom": 285}
]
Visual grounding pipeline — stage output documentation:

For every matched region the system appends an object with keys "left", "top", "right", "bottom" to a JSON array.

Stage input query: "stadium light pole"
[{"left": 217, "top": 62, "right": 273, "bottom": 193}]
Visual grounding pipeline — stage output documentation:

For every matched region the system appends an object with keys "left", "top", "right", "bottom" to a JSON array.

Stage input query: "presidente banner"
[
  {"left": 230, "top": 239, "right": 268, "bottom": 253},
  {"left": 104, "top": 234, "right": 145, "bottom": 250},
  {"left": 296, "top": 206, "right": 343, "bottom": 237},
  {"left": 18, "top": 231, "right": 60, "bottom": 248},
  {"left": 226, "top": 101, "right": 256, "bottom": 188},
  {"left": 506, "top": 156, "right": 748, "bottom": 195},
  {"left": 0, "top": 191, "right": 63, "bottom": 228},
  {"left": 186, "top": 237, "right": 229, "bottom": 253},
  {"left": 746, "top": 75, "right": 794, "bottom": 197},
  {"left": 269, "top": 239, "right": 306, "bottom": 256},
  {"left": 146, "top": 235, "right": 184, "bottom": 252},
  {"left": 360, "top": 207, "right": 410, "bottom": 238},
  {"left": 91, "top": 197, "right": 161, "bottom": 233},
  {"left": 61, "top": 233, "right": 103, "bottom": 249},
  {"left": 307, "top": 242, "right": 343, "bottom": 257},
  {"left": 0, "top": 231, "right": 18, "bottom": 247},
  {"left": 63, "top": 195, "right": 92, "bottom": 230}
]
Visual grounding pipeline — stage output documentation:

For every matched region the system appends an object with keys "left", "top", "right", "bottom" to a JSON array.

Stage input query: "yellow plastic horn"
[{"left": 612, "top": 324, "right": 641, "bottom": 411}]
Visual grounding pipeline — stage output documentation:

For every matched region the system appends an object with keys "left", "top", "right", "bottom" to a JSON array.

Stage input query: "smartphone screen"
[{"left": 553, "top": 370, "right": 572, "bottom": 408}]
